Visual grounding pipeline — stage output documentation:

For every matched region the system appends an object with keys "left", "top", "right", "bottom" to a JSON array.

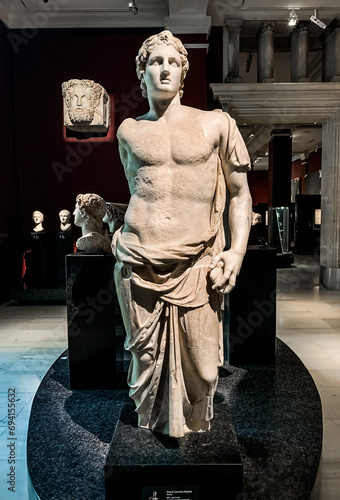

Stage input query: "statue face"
[
  {"left": 252, "top": 213, "right": 262, "bottom": 225},
  {"left": 73, "top": 204, "right": 85, "bottom": 227},
  {"left": 68, "top": 85, "right": 95, "bottom": 124},
  {"left": 60, "top": 212, "right": 70, "bottom": 224},
  {"left": 144, "top": 43, "right": 182, "bottom": 99},
  {"left": 33, "top": 212, "right": 43, "bottom": 224}
]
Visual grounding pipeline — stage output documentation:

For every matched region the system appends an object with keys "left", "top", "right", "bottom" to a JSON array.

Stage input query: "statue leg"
[{"left": 178, "top": 291, "right": 223, "bottom": 431}]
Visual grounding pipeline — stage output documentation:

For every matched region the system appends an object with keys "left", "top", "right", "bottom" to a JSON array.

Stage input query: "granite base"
[
  {"left": 24, "top": 232, "right": 48, "bottom": 287},
  {"left": 27, "top": 339, "right": 323, "bottom": 500},
  {"left": 105, "top": 404, "right": 243, "bottom": 499},
  {"left": 226, "top": 246, "right": 277, "bottom": 366},
  {"left": 66, "top": 253, "right": 123, "bottom": 390},
  {"left": 57, "top": 231, "right": 74, "bottom": 287}
]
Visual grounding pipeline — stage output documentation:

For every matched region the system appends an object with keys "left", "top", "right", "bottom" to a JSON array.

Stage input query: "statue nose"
[{"left": 161, "top": 62, "right": 170, "bottom": 76}]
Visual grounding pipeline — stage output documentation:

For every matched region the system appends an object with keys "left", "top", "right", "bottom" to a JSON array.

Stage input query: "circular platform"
[{"left": 27, "top": 339, "right": 322, "bottom": 500}]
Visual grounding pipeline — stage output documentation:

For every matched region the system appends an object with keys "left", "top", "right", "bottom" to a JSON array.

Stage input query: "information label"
[{"left": 143, "top": 486, "right": 199, "bottom": 500}]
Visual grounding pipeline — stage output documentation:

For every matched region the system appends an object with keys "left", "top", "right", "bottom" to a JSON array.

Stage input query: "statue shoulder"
[
  {"left": 206, "top": 109, "right": 239, "bottom": 139},
  {"left": 117, "top": 117, "right": 137, "bottom": 143},
  {"left": 211, "top": 108, "right": 236, "bottom": 126}
]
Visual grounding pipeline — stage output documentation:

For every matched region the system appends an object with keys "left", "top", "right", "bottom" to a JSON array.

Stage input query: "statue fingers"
[
  {"left": 210, "top": 254, "right": 223, "bottom": 269},
  {"left": 212, "top": 270, "right": 231, "bottom": 290}
]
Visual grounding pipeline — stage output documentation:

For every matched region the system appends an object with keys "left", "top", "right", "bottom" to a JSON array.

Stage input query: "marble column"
[
  {"left": 258, "top": 22, "right": 275, "bottom": 83},
  {"left": 320, "top": 19, "right": 340, "bottom": 82},
  {"left": 320, "top": 111, "right": 340, "bottom": 289},
  {"left": 291, "top": 22, "right": 310, "bottom": 82},
  {"left": 224, "top": 19, "right": 243, "bottom": 83}
]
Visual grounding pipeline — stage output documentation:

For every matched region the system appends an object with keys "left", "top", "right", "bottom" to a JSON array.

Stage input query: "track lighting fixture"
[
  {"left": 288, "top": 8, "right": 299, "bottom": 26},
  {"left": 309, "top": 9, "right": 326, "bottom": 29},
  {"left": 128, "top": 1, "right": 138, "bottom": 15}
]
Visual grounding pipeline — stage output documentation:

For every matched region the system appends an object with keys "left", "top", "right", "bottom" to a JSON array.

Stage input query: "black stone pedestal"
[
  {"left": 104, "top": 404, "right": 243, "bottom": 500},
  {"left": 66, "top": 253, "right": 122, "bottom": 390},
  {"left": 24, "top": 232, "right": 48, "bottom": 287},
  {"left": 226, "top": 245, "right": 277, "bottom": 366},
  {"left": 57, "top": 231, "right": 74, "bottom": 287}
]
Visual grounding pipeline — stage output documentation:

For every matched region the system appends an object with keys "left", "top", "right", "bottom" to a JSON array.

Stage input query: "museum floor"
[{"left": 0, "top": 254, "right": 340, "bottom": 499}]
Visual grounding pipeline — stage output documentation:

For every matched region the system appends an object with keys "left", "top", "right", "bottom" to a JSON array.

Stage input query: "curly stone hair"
[
  {"left": 136, "top": 30, "right": 189, "bottom": 98},
  {"left": 76, "top": 193, "right": 106, "bottom": 230}
]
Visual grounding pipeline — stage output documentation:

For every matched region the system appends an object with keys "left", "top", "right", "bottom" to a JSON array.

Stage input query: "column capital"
[
  {"left": 223, "top": 18, "right": 243, "bottom": 32},
  {"left": 260, "top": 22, "right": 275, "bottom": 34},
  {"left": 297, "top": 21, "right": 311, "bottom": 33}
]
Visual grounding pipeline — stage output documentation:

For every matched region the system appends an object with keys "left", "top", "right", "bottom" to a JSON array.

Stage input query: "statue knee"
[{"left": 197, "top": 364, "right": 219, "bottom": 386}]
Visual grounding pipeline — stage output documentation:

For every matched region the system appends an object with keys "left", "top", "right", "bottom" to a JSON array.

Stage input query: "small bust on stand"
[
  {"left": 59, "top": 209, "right": 72, "bottom": 232},
  {"left": 32, "top": 211, "right": 44, "bottom": 233},
  {"left": 103, "top": 202, "right": 128, "bottom": 235},
  {"left": 73, "top": 193, "right": 111, "bottom": 253}
]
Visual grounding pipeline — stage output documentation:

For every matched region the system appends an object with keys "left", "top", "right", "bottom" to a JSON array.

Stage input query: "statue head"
[
  {"left": 74, "top": 193, "right": 106, "bottom": 231},
  {"left": 62, "top": 79, "right": 103, "bottom": 125},
  {"left": 32, "top": 211, "right": 44, "bottom": 224},
  {"left": 252, "top": 212, "right": 262, "bottom": 225},
  {"left": 59, "top": 209, "right": 70, "bottom": 224},
  {"left": 136, "top": 30, "right": 189, "bottom": 98}
]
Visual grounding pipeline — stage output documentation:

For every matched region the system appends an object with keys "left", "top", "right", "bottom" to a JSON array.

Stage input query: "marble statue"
[
  {"left": 59, "top": 209, "right": 72, "bottom": 232},
  {"left": 73, "top": 193, "right": 111, "bottom": 253},
  {"left": 112, "top": 30, "right": 252, "bottom": 438},
  {"left": 103, "top": 202, "right": 128, "bottom": 234},
  {"left": 32, "top": 211, "right": 44, "bottom": 233},
  {"left": 252, "top": 212, "right": 262, "bottom": 225},
  {"left": 62, "top": 79, "right": 111, "bottom": 132}
]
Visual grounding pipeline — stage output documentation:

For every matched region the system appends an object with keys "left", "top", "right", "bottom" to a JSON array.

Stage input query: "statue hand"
[{"left": 209, "top": 249, "right": 244, "bottom": 295}]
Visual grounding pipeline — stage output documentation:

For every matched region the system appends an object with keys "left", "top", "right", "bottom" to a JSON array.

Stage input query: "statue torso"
[{"left": 117, "top": 107, "right": 222, "bottom": 250}]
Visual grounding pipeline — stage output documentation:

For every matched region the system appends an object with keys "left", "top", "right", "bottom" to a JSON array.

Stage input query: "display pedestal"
[
  {"left": 24, "top": 232, "right": 48, "bottom": 287},
  {"left": 66, "top": 253, "right": 122, "bottom": 390},
  {"left": 104, "top": 403, "right": 243, "bottom": 499},
  {"left": 226, "top": 245, "right": 277, "bottom": 366},
  {"left": 57, "top": 231, "right": 74, "bottom": 287}
]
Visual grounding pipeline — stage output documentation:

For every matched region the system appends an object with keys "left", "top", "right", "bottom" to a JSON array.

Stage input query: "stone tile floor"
[{"left": 0, "top": 254, "right": 339, "bottom": 499}]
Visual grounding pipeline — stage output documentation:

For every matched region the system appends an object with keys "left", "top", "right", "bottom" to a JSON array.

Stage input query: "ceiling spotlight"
[
  {"left": 128, "top": 1, "right": 138, "bottom": 15},
  {"left": 288, "top": 9, "right": 299, "bottom": 26},
  {"left": 309, "top": 9, "right": 326, "bottom": 29}
]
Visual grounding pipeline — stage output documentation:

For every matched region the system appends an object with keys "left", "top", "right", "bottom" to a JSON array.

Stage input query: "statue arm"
[{"left": 209, "top": 111, "right": 252, "bottom": 294}]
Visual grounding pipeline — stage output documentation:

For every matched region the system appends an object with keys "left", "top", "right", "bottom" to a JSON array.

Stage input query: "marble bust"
[
  {"left": 62, "top": 79, "right": 111, "bottom": 132},
  {"left": 252, "top": 212, "right": 262, "bottom": 225},
  {"left": 32, "top": 211, "right": 44, "bottom": 233},
  {"left": 73, "top": 193, "right": 111, "bottom": 253},
  {"left": 103, "top": 202, "right": 128, "bottom": 234},
  {"left": 59, "top": 209, "right": 72, "bottom": 232},
  {"left": 111, "top": 31, "right": 252, "bottom": 438}
]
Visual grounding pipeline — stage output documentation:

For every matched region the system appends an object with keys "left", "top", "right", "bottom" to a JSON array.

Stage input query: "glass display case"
[{"left": 268, "top": 206, "right": 290, "bottom": 254}]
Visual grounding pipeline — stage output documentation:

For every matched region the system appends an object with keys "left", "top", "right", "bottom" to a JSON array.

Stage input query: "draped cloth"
[{"left": 112, "top": 110, "right": 250, "bottom": 437}]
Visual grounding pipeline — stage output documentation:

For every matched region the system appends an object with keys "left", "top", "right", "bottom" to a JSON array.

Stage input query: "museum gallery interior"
[{"left": 1, "top": 1, "right": 340, "bottom": 499}]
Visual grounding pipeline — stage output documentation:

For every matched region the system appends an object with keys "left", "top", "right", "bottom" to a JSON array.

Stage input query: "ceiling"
[
  {"left": 1, "top": 0, "right": 338, "bottom": 31},
  {"left": 1, "top": 0, "right": 336, "bottom": 166}
]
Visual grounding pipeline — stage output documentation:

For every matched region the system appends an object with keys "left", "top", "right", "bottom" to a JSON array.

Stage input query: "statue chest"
[{"left": 126, "top": 117, "right": 215, "bottom": 167}]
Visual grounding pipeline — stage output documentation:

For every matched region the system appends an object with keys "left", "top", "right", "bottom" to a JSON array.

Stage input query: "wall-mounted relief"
[{"left": 62, "top": 79, "right": 111, "bottom": 133}]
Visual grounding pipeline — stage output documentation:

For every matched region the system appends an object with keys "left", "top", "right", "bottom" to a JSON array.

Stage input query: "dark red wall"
[
  {"left": 291, "top": 150, "right": 321, "bottom": 195},
  {"left": 247, "top": 171, "right": 269, "bottom": 206},
  {"left": 0, "top": 21, "right": 17, "bottom": 301},
  {"left": 7, "top": 28, "right": 207, "bottom": 287}
]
